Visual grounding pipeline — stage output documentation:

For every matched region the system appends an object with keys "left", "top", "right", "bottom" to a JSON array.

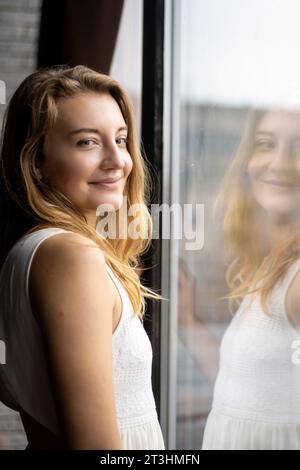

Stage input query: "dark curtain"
[{"left": 37, "top": 0, "right": 124, "bottom": 74}]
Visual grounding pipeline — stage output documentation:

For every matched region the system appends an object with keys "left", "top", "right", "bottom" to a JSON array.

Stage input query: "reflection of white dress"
[
  {"left": 0, "top": 228, "right": 165, "bottom": 450},
  {"left": 202, "top": 259, "right": 300, "bottom": 450}
]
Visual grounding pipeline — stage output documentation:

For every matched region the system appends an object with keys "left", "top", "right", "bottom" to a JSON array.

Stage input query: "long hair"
[
  {"left": 0, "top": 64, "right": 161, "bottom": 318},
  {"left": 215, "top": 107, "right": 300, "bottom": 314}
]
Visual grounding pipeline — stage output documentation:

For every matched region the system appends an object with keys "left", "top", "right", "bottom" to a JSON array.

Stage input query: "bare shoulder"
[
  {"left": 29, "top": 230, "right": 114, "bottom": 327},
  {"left": 34, "top": 230, "right": 105, "bottom": 264}
]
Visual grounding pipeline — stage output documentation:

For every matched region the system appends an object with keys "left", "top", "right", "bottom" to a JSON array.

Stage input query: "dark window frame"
[{"left": 141, "top": 0, "right": 165, "bottom": 417}]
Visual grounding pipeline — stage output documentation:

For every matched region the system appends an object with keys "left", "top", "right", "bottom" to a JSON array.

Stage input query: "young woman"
[
  {"left": 202, "top": 107, "right": 300, "bottom": 450},
  {"left": 0, "top": 65, "right": 164, "bottom": 450}
]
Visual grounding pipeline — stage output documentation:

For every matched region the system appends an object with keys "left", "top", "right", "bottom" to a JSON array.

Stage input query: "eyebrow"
[
  {"left": 255, "top": 130, "right": 300, "bottom": 140},
  {"left": 255, "top": 131, "right": 275, "bottom": 137},
  {"left": 68, "top": 126, "right": 128, "bottom": 136}
]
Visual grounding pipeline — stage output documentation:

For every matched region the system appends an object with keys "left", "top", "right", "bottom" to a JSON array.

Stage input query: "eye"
[
  {"left": 254, "top": 140, "right": 275, "bottom": 151},
  {"left": 77, "top": 139, "right": 97, "bottom": 147},
  {"left": 116, "top": 136, "right": 128, "bottom": 147}
]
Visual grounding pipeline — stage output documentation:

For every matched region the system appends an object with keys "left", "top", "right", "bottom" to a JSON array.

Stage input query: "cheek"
[
  {"left": 45, "top": 153, "right": 92, "bottom": 183},
  {"left": 247, "top": 156, "right": 267, "bottom": 180},
  {"left": 125, "top": 155, "right": 133, "bottom": 177}
]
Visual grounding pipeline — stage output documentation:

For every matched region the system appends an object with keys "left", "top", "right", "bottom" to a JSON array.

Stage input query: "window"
[
  {"left": 110, "top": 0, "right": 143, "bottom": 135},
  {"left": 163, "top": 0, "right": 300, "bottom": 449}
]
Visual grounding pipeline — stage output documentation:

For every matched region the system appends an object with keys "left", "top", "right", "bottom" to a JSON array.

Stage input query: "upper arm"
[{"left": 28, "top": 232, "right": 122, "bottom": 449}]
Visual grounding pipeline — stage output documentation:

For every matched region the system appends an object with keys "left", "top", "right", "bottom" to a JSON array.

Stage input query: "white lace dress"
[
  {"left": 202, "top": 259, "right": 300, "bottom": 450},
  {"left": 0, "top": 227, "right": 165, "bottom": 450}
]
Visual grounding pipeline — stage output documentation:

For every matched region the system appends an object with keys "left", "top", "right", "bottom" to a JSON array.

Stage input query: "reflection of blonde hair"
[
  {"left": 0, "top": 65, "right": 160, "bottom": 318},
  {"left": 215, "top": 108, "right": 300, "bottom": 314}
]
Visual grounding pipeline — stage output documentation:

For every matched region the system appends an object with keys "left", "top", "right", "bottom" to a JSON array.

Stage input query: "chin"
[
  {"left": 256, "top": 199, "right": 298, "bottom": 219},
  {"left": 252, "top": 185, "right": 297, "bottom": 214},
  {"left": 95, "top": 195, "right": 125, "bottom": 214}
]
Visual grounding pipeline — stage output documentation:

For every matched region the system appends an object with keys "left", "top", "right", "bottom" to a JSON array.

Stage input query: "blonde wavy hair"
[
  {"left": 0, "top": 64, "right": 161, "bottom": 318},
  {"left": 215, "top": 107, "right": 300, "bottom": 314}
]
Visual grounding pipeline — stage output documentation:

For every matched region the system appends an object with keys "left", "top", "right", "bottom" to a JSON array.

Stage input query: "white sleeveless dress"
[
  {"left": 0, "top": 227, "right": 165, "bottom": 450},
  {"left": 202, "top": 259, "right": 300, "bottom": 450}
]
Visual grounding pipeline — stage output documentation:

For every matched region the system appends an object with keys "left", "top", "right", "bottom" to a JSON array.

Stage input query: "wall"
[{"left": 0, "top": 0, "right": 41, "bottom": 449}]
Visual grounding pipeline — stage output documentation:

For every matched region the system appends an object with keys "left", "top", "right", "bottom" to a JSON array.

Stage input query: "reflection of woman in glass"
[{"left": 202, "top": 108, "right": 300, "bottom": 450}]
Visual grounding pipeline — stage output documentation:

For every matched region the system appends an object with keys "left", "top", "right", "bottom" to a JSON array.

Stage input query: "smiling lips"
[
  {"left": 261, "top": 179, "right": 297, "bottom": 188},
  {"left": 89, "top": 177, "right": 122, "bottom": 190}
]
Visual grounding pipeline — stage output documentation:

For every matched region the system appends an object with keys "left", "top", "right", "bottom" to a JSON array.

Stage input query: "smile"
[
  {"left": 261, "top": 179, "right": 296, "bottom": 188},
  {"left": 89, "top": 178, "right": 122, "bottom": 190}
]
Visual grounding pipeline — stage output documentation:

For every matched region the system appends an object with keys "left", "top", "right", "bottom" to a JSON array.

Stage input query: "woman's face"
[
  {"left": 41, "top": 92, "right": 133, "bottom": 227},
  {"left": 247, "top": 109, "right": 300, "bottom": 218}
]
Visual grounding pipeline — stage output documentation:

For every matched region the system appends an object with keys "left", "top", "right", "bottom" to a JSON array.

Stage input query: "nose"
[
  {"left": 268, "top": 140, "right": 293, "bottom": 172},
  {"left": 101, "top": 141, "right": 126, "bottom": 170}
]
